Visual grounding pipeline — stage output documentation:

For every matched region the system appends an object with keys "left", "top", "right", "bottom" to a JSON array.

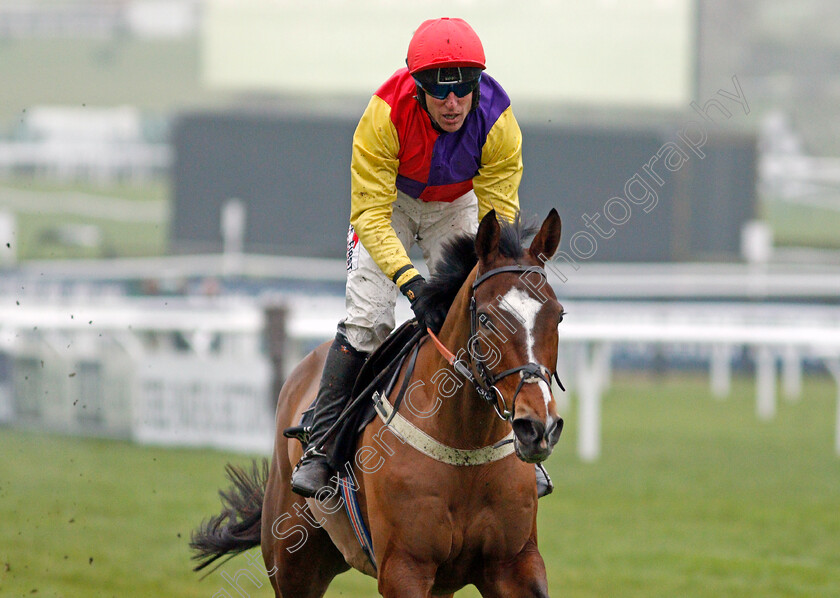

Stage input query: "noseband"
[{"left": 430, "top": 264, "right": 565, "bottom": 421}]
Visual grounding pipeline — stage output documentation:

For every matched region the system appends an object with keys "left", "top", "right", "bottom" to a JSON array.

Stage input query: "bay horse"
[{"left": 192, "top": 209, "right": 565, "bottom": 597}]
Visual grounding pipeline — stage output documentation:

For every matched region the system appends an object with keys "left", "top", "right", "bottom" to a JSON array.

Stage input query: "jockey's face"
[{"left": 425, "top": 91, "right": 472, "bottom": 133}]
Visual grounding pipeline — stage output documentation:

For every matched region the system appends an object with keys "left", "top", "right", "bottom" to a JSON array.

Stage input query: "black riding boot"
[{"left": 290, "top": 335, "right": 368, "bottom": 498}]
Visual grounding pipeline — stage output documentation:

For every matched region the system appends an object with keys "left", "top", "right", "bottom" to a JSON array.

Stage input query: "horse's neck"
[{"left": 413, "top": 283, "right": 510, "bottom": 449}]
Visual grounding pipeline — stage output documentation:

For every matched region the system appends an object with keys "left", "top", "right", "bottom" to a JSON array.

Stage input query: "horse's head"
[{"left": 470, "top": 209, "right": 564, "bottom": 463}]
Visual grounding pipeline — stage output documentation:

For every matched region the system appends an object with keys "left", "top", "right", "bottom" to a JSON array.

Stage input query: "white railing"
[
  {"left": 556, "top": 301, "right": 840, "bottom": 460},
  {"left": 134, "top": 355, "right": 273, "bottom": 453},
  {"left": 282, "top": 297, "right": 840, "bottom": 460},
  {"left": 0, "top": 140, "right": 170, "bottom": 183},
  {"left": 2, "top": 294, "right": 840, "bottom": 460},
  {"left": 7, "top": 256, "right": 840, "bottom": 299},
  {"left": 0, "top": 296, "right": 270, "bottom": 452}
]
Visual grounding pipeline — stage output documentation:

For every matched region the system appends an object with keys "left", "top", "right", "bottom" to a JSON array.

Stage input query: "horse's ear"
[
  {"left": 475, "top": 210, "right": 501, "bottom": 264},
  {"left": 529, "top": 208, "right": 562, "bottom": 261}
]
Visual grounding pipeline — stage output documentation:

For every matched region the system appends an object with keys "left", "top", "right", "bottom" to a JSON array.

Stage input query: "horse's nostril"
[
  {"left": 547, "top": 417, "right": 564, "bottom": 445},
  {"left": 512, "top": 417, "right": 545, "bottom": 446}
]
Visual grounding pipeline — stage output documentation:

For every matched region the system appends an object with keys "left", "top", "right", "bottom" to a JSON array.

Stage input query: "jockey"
[{"left": 291, "top": 17, "right": 552, "bottom": 498}]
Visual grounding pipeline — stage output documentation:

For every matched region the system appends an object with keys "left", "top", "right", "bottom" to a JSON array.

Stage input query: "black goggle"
[{"left": 413, "top": 70, "right": 482, "bottom": 100}]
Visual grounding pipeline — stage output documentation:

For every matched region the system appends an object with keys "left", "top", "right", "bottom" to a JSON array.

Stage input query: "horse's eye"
[
  {"left": 558, "top": 311, "right": 566, "bottom": 324},
  {"left": 477, "top": 312, "right": 497, "bottom": 332}
]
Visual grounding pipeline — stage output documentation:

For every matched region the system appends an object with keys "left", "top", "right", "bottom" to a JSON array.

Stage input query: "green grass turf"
[
  {"left": 0, "top": 177, "right": 168, "bottom": 259},
  {"left": 0, "top": 372, "right": 838, "bottom": 597},
  {"left": 12, "top": 211, "right": 167, "bottom": 260},
  {"left": 760, "top": 197, "right": 840, "bottom": 250},
  {"left": 0, "top": 177, "right": 168, "bottom": 203}
]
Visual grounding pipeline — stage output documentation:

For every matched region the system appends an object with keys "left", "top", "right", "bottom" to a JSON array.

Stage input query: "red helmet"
[{"left": 406, "top": 18, "right": 486, "bottom": 75}]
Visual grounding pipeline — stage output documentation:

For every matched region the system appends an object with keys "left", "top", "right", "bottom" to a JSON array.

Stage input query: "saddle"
[{"left": 283, "top": 319, "right": 426, "bottom": 468}]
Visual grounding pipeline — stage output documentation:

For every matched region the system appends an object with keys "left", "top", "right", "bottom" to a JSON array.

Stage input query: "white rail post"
[
  {"left": 824, "top": 358, "right": 840, "bottom": 456},
  {"left": 710, "top": 343, "right": 732, "bottom": 399},
  {"left": 576, "top": 341, "right": 611, "bottom": 462},
  {"left": 221, "top": 197, "right": 246, "bottom": 274},
  {"left": 782, "top": 345, "right": 802, "bottom": 402},
  {"left": 755, "top": 345, "right": 777, "bottom": 420},
  {"left": 0, "top": 210, "right": 16, "bottom": 266}
]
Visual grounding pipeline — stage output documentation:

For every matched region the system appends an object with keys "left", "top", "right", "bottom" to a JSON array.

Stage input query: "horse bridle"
[{"left": 430, "top": 264, "right": 565, "bottom": 422}]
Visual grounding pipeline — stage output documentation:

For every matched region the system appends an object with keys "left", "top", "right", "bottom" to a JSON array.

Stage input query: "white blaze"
[{"left": 499, "top": 288, "right": 553, "bottom": 408}]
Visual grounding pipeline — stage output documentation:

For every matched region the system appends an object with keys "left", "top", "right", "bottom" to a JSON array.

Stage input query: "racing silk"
[{"left": 350, "top": 68, "right": 522, "bottom": 288}]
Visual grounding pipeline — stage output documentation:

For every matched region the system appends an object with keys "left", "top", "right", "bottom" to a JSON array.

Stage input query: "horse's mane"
[{"left": 423, "top": 214, "right": 539, "bottom": 314}]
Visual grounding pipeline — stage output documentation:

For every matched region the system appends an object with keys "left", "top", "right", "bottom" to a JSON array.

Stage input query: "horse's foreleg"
[
  {"left": 261, "top": 465, "right": 349, "bottom": 597},
  {"left": 475, "top": 540, "right": 549, "bottom": 598},
  {"left": 262, "top": 517, "right": 349, "bottom": 598},
  {"left": 377, "top": 550, "right": 436, "bottom": 598}
]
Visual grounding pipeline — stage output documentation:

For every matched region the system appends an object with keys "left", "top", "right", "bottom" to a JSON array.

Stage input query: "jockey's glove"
[{"left": 400, "top": 274, "right": 446, "bottom": 334}]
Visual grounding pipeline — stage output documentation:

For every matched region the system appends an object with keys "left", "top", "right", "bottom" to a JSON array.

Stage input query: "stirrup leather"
[{"left": 293, "top": 447, "right": 326, "bottom": 470}]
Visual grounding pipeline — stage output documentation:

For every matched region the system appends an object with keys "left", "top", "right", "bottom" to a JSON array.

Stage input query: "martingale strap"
[{"left": 372, "top": 391, "right": 515, "bottom": 466}]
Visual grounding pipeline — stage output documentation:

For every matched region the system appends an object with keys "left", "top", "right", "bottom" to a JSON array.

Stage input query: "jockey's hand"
[{"left": 400, "top": 275, "right": 446, "bottom": 334}]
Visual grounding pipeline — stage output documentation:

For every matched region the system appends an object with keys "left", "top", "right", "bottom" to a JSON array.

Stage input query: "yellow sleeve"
[
  {"left": 473, "top": 106, "right": 522, "bottom": 222},
  {"left": 349, "top": 95, "right": 421, "bottom": 287}
]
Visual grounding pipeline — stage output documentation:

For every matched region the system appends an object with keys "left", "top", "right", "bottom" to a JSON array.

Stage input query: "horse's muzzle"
[{"left": 512, "top": 415, "right": 564, "bottom": 463}]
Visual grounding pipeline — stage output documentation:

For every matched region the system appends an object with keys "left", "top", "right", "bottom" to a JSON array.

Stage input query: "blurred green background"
[{"left": 1, "top": 24, "right": 840, "bottom": 258}]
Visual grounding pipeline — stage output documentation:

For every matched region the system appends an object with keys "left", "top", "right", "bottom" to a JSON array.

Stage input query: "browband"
[{"left": 472, "top": 265, "right": 546, "bottom": 290}]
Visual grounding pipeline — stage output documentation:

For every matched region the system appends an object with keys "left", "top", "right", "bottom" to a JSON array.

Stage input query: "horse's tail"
[{"left": 190, "top": 459, "right": 268, "bottom": 573}]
